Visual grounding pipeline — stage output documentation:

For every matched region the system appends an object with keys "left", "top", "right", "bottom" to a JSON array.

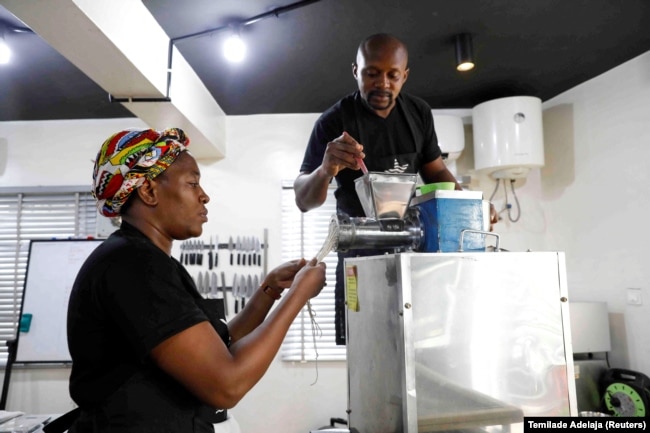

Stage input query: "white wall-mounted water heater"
[
  {"left": 432, "top": 113, "right": 465, "bottom": 176},
  {"left": 472, "top": 96, "right": 544, "bottom": 179}
]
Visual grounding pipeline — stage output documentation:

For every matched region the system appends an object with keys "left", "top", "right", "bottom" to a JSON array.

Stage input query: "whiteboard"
[{"left": 16, "top": 239, "right": 103, "bottom": 363}]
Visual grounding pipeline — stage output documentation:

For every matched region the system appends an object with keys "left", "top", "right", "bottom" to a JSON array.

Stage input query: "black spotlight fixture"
[{"left": 455, "top": 33, "right": 475, "bottom": 72}]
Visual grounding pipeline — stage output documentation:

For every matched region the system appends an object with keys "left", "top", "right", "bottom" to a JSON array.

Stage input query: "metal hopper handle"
[{"left": 458, "top": 229, "right": 500, "bottom": 252}]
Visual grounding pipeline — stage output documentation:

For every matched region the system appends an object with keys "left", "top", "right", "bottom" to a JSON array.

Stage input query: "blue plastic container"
[{"left": 412, "top": 190, "right": 485, "bottom": 252}]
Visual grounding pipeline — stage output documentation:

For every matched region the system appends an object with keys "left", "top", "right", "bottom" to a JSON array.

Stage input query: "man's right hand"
[
  {"left": 321, "top": 131, "right": 365, "bottom": 177},
  {"left": 294, "top": 131, "right": 365, "bottom": 212}
]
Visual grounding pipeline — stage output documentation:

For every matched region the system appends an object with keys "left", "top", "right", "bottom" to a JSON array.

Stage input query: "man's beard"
[{"left": 366, "top": 90, "right": 393, "bottom": 111}]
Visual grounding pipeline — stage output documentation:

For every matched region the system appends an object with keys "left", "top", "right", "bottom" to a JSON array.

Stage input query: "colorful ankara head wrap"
[{"left": 92, "top": 128, "right": 190, "bottom": 217}]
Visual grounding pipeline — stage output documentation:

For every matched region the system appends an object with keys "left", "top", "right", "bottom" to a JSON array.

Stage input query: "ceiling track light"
[
  {"left": 0, "top": 31, "right": 10, "bottom": 65},
  {"left": 455, "top": 33, "right": 475, "bottom": 72},
  {"left": 222, "top": 29, "right": 246, "bottom": 64},
  {"left": 109, "top": 0, "right": 323, "bottom": 104},
  {"left": 166, "top": 0, "right": 324, "bottom": 89},
  {"left": 0, "top": 20, "right": 35, "bottom": 66}
]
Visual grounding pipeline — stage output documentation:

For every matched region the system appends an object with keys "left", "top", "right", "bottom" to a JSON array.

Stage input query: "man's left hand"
[{"left": 489, "top": 202, "right": 498, "bottom": 231}]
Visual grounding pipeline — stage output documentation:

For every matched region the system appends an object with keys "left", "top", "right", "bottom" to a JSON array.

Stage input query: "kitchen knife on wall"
[
  {"left": 242, "top": 237, "right": 248, "bottom": 266},
  {"left": 240, "top": 274, "right": 248, "bottom": 309},
  {"left": 256, "top": 238, "right": 262, "bottom": 267},
  {"left": 220, "top": 271, "right": 228, "bottom": 316},
  {"left": 255, "top": 237, "right": 260, "bottom": 266},
  {"left": 208, "top": 236, "right": 213, "bottom": 270},
  {"left": 203, "top": 272, "right": 210, "bottom": 298},
  {"left": 246, "top": 274, "right": 253, "bottom": 302},
  {"left": 241, "top": 237, "right": 246, "bottom": 266},
  {"left": 213, "top": 235, "right": 218, "bottom": 268},
  {"left": 233, "top": 273, "right": 240, "bottom": 314},
  {"left": 196, "top": 271, "right": 203, "bottom": 296},
  {"left": 212, "top": 273, "right": 218, "bottom": 299},
  {"left": 229, "top": 236, "right": 234, "bottom": 265},
  {"left": 179, "top": 241, "right": 184, "bottom": 264}
]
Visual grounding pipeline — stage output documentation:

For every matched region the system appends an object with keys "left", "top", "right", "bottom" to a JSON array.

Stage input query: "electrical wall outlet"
[{"left": 627, "top": 288, "right": 642, "bottom": 306}]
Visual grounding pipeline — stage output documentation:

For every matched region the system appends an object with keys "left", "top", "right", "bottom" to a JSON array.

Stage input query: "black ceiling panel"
[{"left": 1, "top": 0, "right": 649, "bottom": 120}]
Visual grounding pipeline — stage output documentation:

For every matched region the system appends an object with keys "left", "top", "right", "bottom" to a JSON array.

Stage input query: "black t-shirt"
[
  {"left": 300, "top": 91, "right": 442, "bottom": 217},
  {"left": 67, "top": 222, "right": 229, "bottom": 433},
  {"left": 300, "top": 91, "right": 442, "bottom": 345}
]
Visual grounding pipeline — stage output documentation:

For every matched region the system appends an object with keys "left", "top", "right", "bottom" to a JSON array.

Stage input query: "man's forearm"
[{"left": 293, "top": 168, "right": 332, "bottom": 212}]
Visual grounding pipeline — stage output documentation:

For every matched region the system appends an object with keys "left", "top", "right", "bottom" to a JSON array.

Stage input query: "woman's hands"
[
  {"left": 291, "top": 258, "right": 326, "bottom": 300},
  {"left": 264, "top": 258, "right": 307, "bottom": 291},
  {"left": 264, "top": 258, "right": 326, "bottom": 300}
]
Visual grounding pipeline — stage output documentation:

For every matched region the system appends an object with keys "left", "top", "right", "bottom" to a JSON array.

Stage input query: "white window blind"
[
  {"left": 280, "top": 181, "right": 346, "bottom": 362},
  {"left": 0, "top": 186, "right": 97, "bottom": 365}
]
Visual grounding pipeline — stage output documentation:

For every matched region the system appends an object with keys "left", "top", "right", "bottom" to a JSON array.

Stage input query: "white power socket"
[{"left": 627, "top": 288, "right": 643, "bottom": 306}]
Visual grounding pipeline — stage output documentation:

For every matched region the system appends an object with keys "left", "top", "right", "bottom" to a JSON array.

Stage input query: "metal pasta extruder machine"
[
  {"left": 320, "top": 171, "right": 578, "bottom": 433},
  {"left": 328, "top": 171, "right": 493, "bottom": 255}
]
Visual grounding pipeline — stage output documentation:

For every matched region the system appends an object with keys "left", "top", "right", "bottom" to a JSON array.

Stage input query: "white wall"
[
  {"left": 0, "top": 49, "right": 648, "bottom": 429},
  {"left": 545, "top": 51, "right": 650, "bottom": 373},
  {"left": 461, "top": 50, "right": 650, "bottom": 374},
  {"left": 0, "top": 118, "right": 148, "bottom": 187}
]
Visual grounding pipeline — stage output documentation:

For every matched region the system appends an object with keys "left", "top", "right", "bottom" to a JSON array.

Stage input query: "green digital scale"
[{"left": 600, "top": 368, "right": 650, "bottom": 417}]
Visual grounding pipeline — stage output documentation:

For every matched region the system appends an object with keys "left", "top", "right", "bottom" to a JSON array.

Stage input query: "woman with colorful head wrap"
[
  {"left": 92, "top": 127, "right": 190, "bottom": 218},
  {"left": 65, "top": 128, "right": 326, "bottom": 433}
]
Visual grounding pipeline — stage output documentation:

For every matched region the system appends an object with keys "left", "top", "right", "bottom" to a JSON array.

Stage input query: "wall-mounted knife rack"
[
  {"left": 179, "top": 228, "right": 268, "bottom": 271},
  {"left": 180, "top": 228, "right": 269, "bottom": 318}
]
